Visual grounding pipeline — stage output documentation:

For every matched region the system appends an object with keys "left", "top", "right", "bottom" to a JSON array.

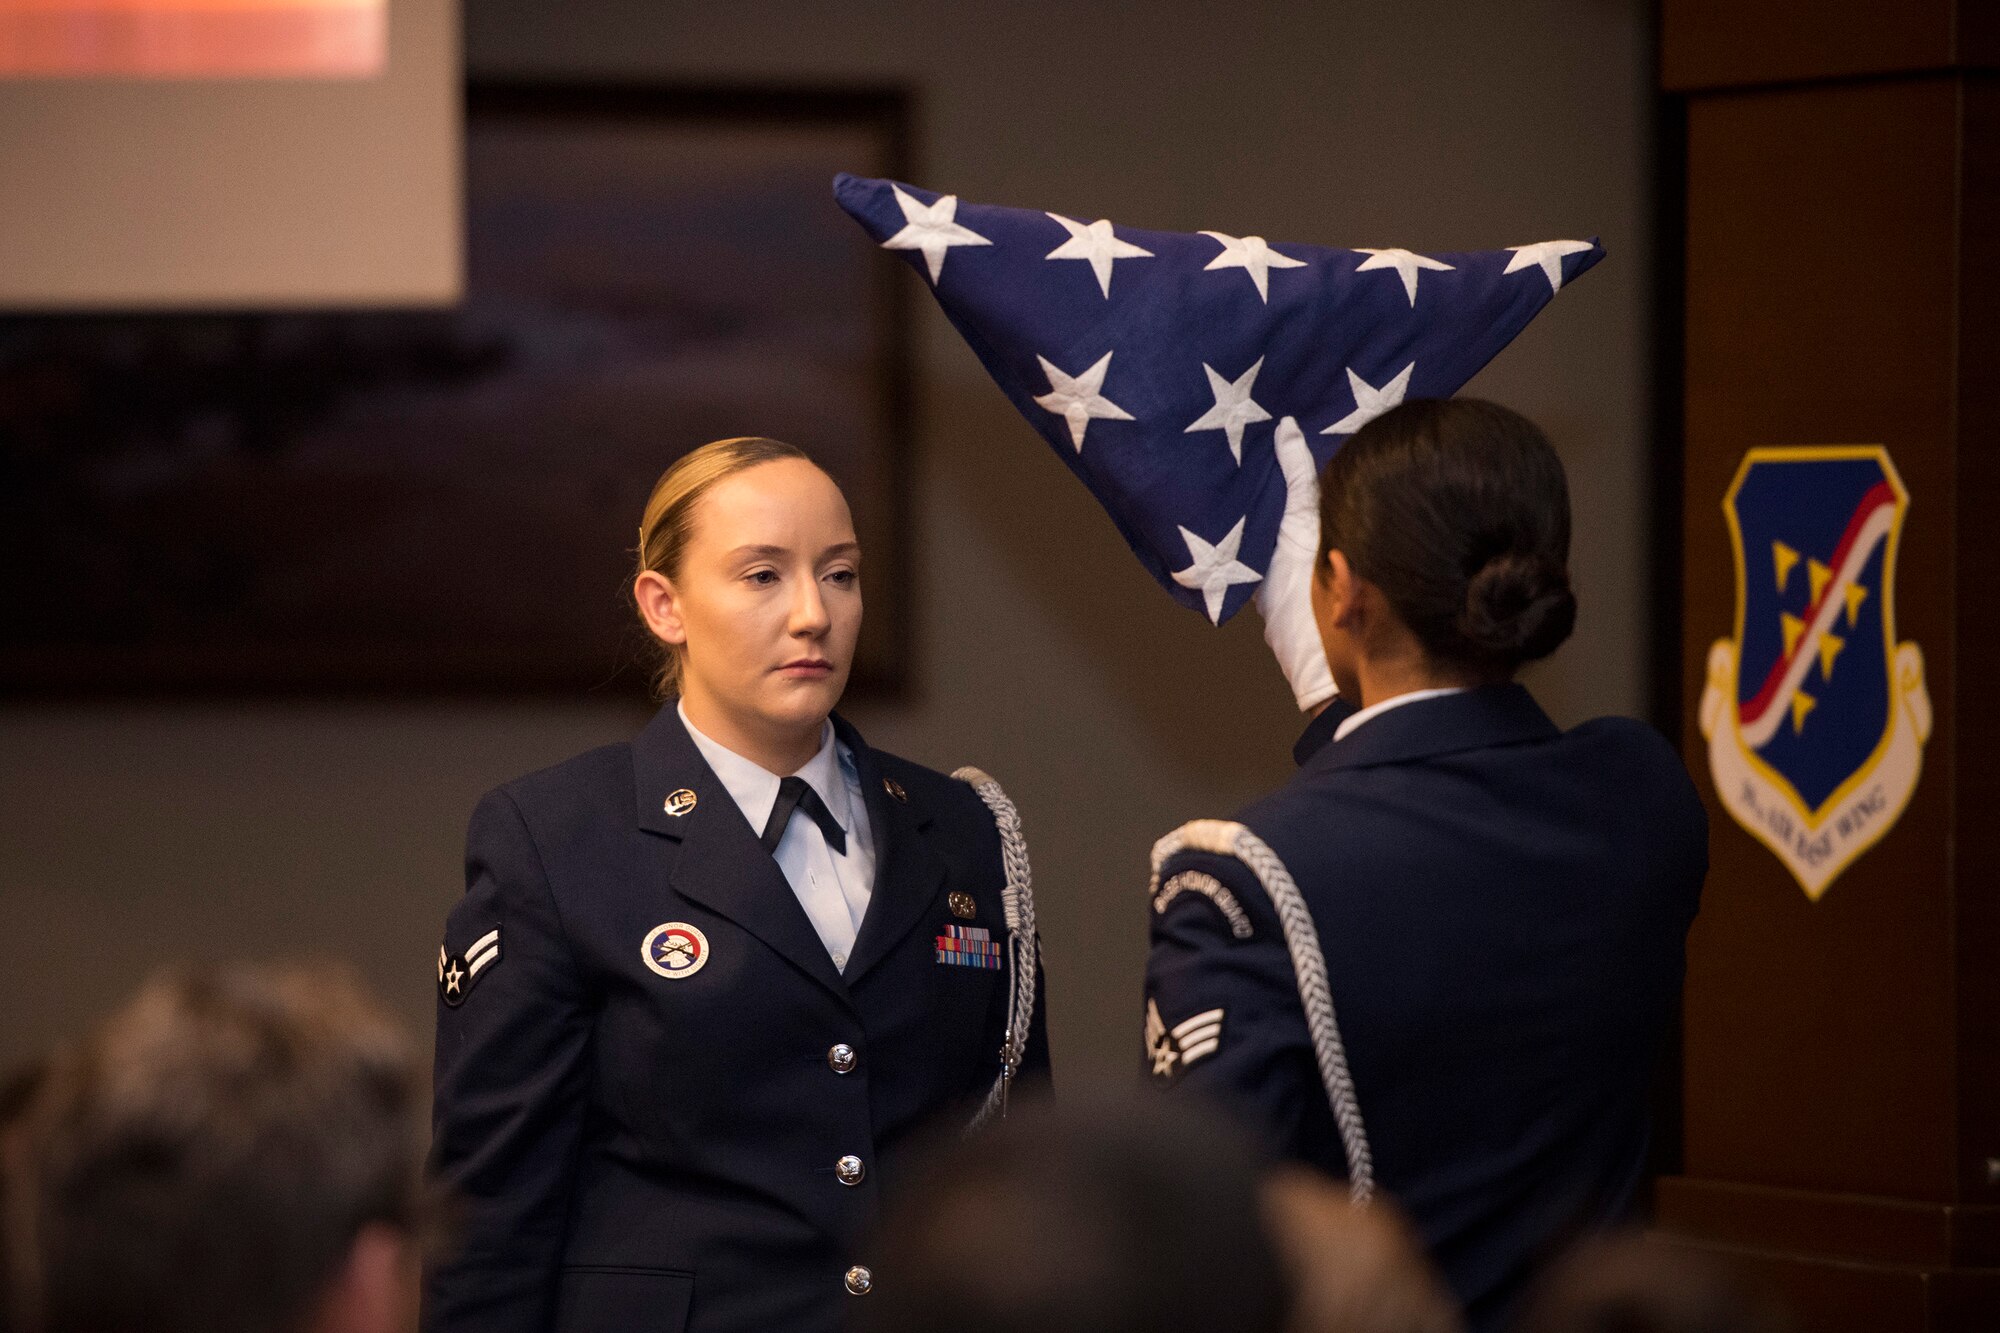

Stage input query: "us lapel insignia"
[
  {"left": 882, "top": 776, "right": 908, "bottom": 803},
  {"left": 1699, "top": 446, "right": 1931, "bottom": 900},
  {"left": 438, "top": 929, "right": 501, "bottom": 1008},
  {"left": 948, "top": 890, "right": 977, "bottom": 919},
  {"left": 663, "top": 788, "right": 698, "bottom": 817},
  {"left": 935, "top": 924, "right": 1002, "bottom": 970},
  {"left": 643, "top": 922, "right": 711, "bottom": 979}
]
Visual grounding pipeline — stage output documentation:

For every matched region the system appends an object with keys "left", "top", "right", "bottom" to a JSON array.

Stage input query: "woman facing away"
[
  {"left": 1144, "top": 398, "right": 1708, "bottom": 1333},
  {"left": 423, "top": 437, "right": 1049, "bottom": 1333}
]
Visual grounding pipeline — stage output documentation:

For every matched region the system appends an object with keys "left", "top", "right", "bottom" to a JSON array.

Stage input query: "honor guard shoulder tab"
[{"left": 1153, "top": 868, "right": 1253, "bottom": 939}]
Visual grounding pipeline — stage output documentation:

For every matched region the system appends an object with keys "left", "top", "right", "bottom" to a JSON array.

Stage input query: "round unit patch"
[{"left": 642, "top": 922, "right": 710, "bottom": 979}]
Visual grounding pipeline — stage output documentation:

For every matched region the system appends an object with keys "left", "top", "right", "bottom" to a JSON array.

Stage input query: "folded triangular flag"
[{"left": 835, "top": 173, "right": 1603, "bottom": 701}]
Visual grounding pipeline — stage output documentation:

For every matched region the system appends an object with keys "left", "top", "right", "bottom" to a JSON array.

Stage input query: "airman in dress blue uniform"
[
  {"left": 423, "top": 438, "right": 1048, "bottom": 1333},
  {"left": 425, "top": 707, "right": 1046, "bottom": 1333},
  {"left": 1144, "top": 400, "right": 1707, "bottom": 1333}
]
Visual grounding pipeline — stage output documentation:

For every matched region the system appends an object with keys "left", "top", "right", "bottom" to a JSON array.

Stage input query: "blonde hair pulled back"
[{"left": 634, "top": 436, "right": 817, "bottom": 699}]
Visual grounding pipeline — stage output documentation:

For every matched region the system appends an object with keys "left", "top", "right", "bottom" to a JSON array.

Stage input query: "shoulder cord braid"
[
  {"left": 952, "top": 767, "right": 1038, "bottom": 1132},
  {"left": 1149, "top": 819, "right": 1375, "bottom": 1204}
]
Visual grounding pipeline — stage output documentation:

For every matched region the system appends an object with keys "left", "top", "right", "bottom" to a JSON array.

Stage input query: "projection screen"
[{"left": 0, "top": 0, "right": 459, "bottom": 308}]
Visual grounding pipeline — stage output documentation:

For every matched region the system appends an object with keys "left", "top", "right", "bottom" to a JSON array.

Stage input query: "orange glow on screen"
[{"left": 0, "top": 0, "right": 385, "bottom": 78}]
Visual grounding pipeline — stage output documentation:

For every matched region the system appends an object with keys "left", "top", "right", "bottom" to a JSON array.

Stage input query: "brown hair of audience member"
[
  {"left": 1512, "top": 1233, "right": 1792, "bottom": 1333},
  {"left": 633, "top": 435, "right": 821, "bottom": 698},
  {"left": 3, "top": 963, "right": 425, "bottom": 1333},
  {"left": 859, "top": 1093, "right": 1290, "bottom": 1333},
  {"left": 1262, "top": 1168, "right": 1464, "bottom": 1333}
]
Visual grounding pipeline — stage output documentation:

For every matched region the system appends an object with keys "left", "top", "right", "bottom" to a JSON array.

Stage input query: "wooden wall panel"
[
  {"left": 1666, "top": 0, "right": 2000, "bottom": 1319},
  {"left": 1953, "top": 76, "right": 2000, "bottom": 1202},
  {"left": 1663, "top": 0, "right": 1956, "bottom": 92},
  {"left": 1680, "top": 78, "right": 1960, "bottom": 1201}
]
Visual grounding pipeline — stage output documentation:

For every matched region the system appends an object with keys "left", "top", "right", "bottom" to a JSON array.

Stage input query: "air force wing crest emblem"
[{"left": 1699, "top": 446, "right": 1932, "bottom": 899}]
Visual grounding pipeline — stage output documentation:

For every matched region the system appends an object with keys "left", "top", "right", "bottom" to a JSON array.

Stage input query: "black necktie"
[{"left": 761, "top": 776, "right": 847, "bottom": 855}]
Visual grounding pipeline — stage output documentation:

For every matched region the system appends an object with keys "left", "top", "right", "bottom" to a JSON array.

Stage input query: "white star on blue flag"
[{"left": 837, "top": 173, "right": 1604, "bottom": 627}]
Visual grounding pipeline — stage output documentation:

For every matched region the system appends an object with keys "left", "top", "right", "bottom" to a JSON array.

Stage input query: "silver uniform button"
[
  {"left": 836, "top": 1154, "right": 865, "bottom": 1186},
  {"left": 845, "top": 1265, "right": 873, "bottom": 1296},
  {"left": 828, "top": 1043, "right": 857, "bottom": 1074}
]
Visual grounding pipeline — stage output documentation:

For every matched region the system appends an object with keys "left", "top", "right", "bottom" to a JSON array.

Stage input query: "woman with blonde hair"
[{"left": 424, "top": 437, "right": 1048, "bottom": 1333}]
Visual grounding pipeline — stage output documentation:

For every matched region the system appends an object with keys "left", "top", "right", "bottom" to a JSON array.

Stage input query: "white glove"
[{"left": 1253, "top": 416, "right": 1338, "bottom": 712}]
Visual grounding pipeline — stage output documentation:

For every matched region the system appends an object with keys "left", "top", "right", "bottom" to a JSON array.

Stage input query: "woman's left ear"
[
  {"left": 634, "top": 571, "right": 687, "bottom": 646},
  {"left": 1320, "top": 549, "right": 1359, "bottom": 626}
]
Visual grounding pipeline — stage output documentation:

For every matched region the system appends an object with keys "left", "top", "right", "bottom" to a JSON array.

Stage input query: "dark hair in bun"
[{"left": 1315, "top": 397, "right": 1575, "bottom": 674}]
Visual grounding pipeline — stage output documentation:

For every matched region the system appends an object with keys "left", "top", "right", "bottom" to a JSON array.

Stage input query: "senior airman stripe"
[
  {"left": 467, "top": 929, "right": 501, "bottom": 977},
  {"left": 1170, "top": 1008, "right": 1224, "bottom": 1065}
]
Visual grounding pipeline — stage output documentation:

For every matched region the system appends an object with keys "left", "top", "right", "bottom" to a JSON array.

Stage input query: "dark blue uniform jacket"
[
  {"left": 423, "top": 706, "right": 1050, "bottom": 1333},
  {"left": 1146, "top": 684, "right": 1705, "bottom": 1331}
]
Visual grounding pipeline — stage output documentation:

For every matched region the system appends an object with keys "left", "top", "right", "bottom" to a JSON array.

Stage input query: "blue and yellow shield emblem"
[{"left": 1699, "top": 446, "right": 1931, "bottom": 899}]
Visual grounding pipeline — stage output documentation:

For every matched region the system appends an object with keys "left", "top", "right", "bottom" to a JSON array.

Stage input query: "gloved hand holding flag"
[{"left": 835, "top": 173, "right": 1601, "bottom": 711}]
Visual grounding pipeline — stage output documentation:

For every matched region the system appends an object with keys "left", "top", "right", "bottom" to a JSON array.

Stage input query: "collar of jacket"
[
  {"left": 1301, "top": 681, "right": 1558, "bottom": 775},
  {"left": 630, "top": 702, "right": 946, "bottom": 1001},
  {"left": 1292, "top": 697, "right": 1357, "bottom": 766}
]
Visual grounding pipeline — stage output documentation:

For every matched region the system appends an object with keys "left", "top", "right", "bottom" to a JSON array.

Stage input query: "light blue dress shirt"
[{"left": 678, "top": 702, "right": 877, "bottom": 971}]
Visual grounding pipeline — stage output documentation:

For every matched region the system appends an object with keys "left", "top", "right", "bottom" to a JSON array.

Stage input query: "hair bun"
[{"left": 1457, "top": 550, "right": 1576, "bottom": 666}]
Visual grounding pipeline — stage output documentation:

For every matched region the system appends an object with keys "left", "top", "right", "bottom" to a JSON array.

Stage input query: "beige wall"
[{"left": 0, "top": 0, "right": 1656, "bottom": 1087}]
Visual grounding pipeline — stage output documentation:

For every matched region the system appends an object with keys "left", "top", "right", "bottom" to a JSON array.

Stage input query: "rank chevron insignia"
[
  {"left": 834, "top": 172, "right": 1604, "bottom": 629},
  {"left": 1698, "top": 446, "right": 1932, "bottom": 899},
  {"left": 438, "top": 928, "right": 501, "bottom": 1007},
  {"left": 1145, "top": 998, "right": 1226, "bottom": 1082}
]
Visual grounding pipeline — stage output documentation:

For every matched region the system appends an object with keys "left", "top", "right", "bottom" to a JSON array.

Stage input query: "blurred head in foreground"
[
  {"left": 1263, "top": 1168, "right": 1462, "bottom": 1333},
  {"left": 1513, "top": 1233, "right": 1791, "bottom": 1333},
  {"left": 861, "top": 1092, "right": 1463, "bottom": 1333},
  {"left": 2, "top": 963, "right": 424, "bottom": 1333},
  {"left": 861, "top": 1093, "right": 1286, "bottom": 1333}
]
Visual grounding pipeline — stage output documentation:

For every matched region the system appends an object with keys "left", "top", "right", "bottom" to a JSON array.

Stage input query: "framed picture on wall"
[{"left": 0, "top": 83, "right": 914, "bottom": 695}]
